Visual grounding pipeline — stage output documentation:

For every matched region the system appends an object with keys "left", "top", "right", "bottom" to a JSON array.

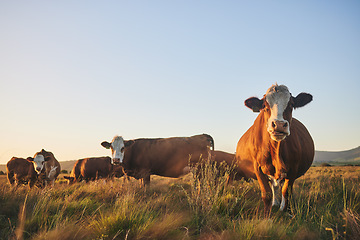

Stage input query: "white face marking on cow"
[
  {"left": 111, "top": 136, "right": 125, "bottom": 164},
  {"left": 265, "top": 85, "right": 291, "bottom": 141},
  {"left": 32, "top": 154, "right": 46, "bottom": 174}
]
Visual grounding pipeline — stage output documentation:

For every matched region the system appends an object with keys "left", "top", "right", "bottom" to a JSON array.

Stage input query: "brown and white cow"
[
  {"left": 101, "top": 134, "right": 214, "bottom": 185},
  {"left": 6, "top": 157, "right": 41, "bottom": 188},
  {"left": 64, "top": 157, "right": 124, "bottom": 184},
  {"left": 27, "top": 149, "right": 61, "bottom": 187},
  {"left": 235, "top": 84, "right": 314, "bottom": 215}
]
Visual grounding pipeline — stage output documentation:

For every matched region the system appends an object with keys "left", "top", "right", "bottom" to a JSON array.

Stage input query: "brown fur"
[
  {"left": 211, "top": 150, "right": 253, "bottom": 181},
  {"left": 64, "top": 157, "right": 124, "bottom": 184},
  {"left": 6, "top": 157, "right": 39, "bottom": 188},
  {"left": 121, "top": 134, "right": 214, "bottom": 186}
]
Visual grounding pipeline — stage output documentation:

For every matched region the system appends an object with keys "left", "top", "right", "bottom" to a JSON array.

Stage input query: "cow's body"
[
  {"left": 235, "top": 84, "right": 314, "bottom": 215},
  {"left": 64, "top": 157, "right": 124, "bottom": 184},
  {"left": 212, "top": 150, "right": 250, "bottom": 181},
  {"left": 27, "top": 149, "right": 61, "bottom": 186},
  {"left": 6, "top": 157, "right": 40, "bottom": 188},
  {"left": 102, "top": 134, "right": 214, "bottom": 185}
]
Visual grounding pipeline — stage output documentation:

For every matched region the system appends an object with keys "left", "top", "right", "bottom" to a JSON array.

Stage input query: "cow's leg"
[
  {"left": 268, "top": 176, "right": 286, "bottom": 208},
  {"left": 7, "top": 172, "right": 15, "bottom": 185},
  {"left": 29, "top": 179, "right": 35, "bottom": 189},
  {"left": 142, "top": 175, "right": 150, "bottom": 187},
  {"left": 255, "top": 167, "right": 273, "bottom": 217},
  {"left": 280, "top": 179, "right": 294, "bottom": 212}
]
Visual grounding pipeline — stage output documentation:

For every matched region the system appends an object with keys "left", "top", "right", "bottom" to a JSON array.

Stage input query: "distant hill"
[
  {"left": 314, "top": 146, "right": 360, "bottom": 165},
  {"left": 59, "top": 160, "right": 77, "bottom": 172}
]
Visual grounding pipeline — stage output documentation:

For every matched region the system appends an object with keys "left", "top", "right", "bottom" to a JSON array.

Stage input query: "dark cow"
[
  {"left": 101, "top": 134, "right": 214, "bottom": 185},
  {"left": 6, "top": 157, "right": 42, "bottom": 188},
  {"left": 235, "top": 84, "right": 314, "bottom": 215},
  {"left": 27, "top": 149, "right": 61, "bottom": 187},
  {"left": 64, "top": 157, "right": 124, "bottom": 184}
]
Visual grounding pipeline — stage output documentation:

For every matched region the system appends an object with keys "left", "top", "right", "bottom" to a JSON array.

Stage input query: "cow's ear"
[
  {"left": 27, "top": 157, "right": 34, "bottom": 162},
  {"left": 293, "top": 93, "right": 312, "bottom": 109},
  {"left": 101, "top": 141, "right": 111, "bottom": 149},
  {"left": 124, "top": 140, "right": 135, "bottom": 147},
  {"left": 245, "top": 97, "right": 264, "bottom": 112}
]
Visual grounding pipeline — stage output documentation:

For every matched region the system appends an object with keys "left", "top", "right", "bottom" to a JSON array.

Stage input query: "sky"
[{"left": 0, "top": 1, "right": 359, "bottom": 164}]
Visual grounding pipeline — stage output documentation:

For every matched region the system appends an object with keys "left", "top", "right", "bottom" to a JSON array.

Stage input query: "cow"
[
  {"left": 6, "top": 157, "right": 42, "bottom": 188},
  {"left": 211, "top": 150, "right": 251, "bottom": 182},
  {"left": 101, "top": 134, "right": 214, "bottom": 186},
  {"left": 27, "top": 149, "right": 61, "bottom": 187},
  {"left": 235, "top": 84, "right": 314, "bottom": 216},
  {"left": 64, "top": 157, "right": 125, "bottom": 184}
]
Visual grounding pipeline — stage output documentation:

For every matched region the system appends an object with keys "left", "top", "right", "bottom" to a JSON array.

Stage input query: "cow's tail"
[
  {"left": 203, "top": 134, "right": 214, "bottom": 162},
  {"left": 204, "top": 133, "right": 214, "bottom": 151}
]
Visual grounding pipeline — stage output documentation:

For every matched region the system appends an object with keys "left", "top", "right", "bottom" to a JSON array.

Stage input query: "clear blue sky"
[{"left": 1, "top": 1, "right": 359, "bottom": 164}]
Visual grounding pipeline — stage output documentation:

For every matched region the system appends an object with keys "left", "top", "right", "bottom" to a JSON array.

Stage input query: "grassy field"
[{"left": 0, "top": 164, "right": 359, "bottom": 240}]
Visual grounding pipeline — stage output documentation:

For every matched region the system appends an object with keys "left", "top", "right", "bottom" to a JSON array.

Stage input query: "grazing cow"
[
  {"left": 27, "top": 149, "right": 61, "bottom": 187},
  {"left": 211, "top": 150, "right": 250, "bottom": 182},
  {"left": 101, "top": 134, "right": 214, "bottom": 185},
  {"left": 6, "top": 157, "right": 41, "bottom": 188},
  {"left": 235, "top": 84, "right": 314, "bottom": 215},
  {"left": 64, "top": 157, "right": 124, "bottom": 184}
]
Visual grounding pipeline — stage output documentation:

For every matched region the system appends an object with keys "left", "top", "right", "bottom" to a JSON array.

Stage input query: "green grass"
[{"left": 1, "top": 164, "right": 360, "bottom": 239}]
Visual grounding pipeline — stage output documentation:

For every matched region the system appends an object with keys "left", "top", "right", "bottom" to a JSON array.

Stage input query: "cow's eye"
[{"left": 121, "top": 147, "right": 125, "bottom": 153}]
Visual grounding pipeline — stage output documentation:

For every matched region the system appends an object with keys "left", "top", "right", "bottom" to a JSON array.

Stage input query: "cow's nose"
[
  {"left": 36, "top": 167, "right": 41, "bottom": 171},
  {"left": 271, "top": 120, "right": 288, "bottom": 132},
  {"left": 113, "top": 158, "right": 121, "bottom": 165}
]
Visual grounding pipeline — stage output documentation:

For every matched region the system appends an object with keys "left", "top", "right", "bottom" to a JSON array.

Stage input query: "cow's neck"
[
  {"left": 269, "top": 139, "right": 287, "bottom": 179},
  {"left": 256, "top": 111, "right": 287, "bottom": 179}
]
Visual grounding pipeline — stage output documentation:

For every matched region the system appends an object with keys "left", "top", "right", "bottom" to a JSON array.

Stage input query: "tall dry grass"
[{"left": 0, "top": 165, "right": 359, "bottom": 239}]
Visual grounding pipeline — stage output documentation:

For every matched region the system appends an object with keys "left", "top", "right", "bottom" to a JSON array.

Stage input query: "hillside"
[{"left": 314, "top": 146, "right": 360, "bottom": 165}]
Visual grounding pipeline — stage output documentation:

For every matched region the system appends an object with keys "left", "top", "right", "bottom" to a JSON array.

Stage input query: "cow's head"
[
  {"left": 63, "top": 176, "right": 76, "bottom": 184},
  {"left": 101, "top": 136, "right": 128, "bottom": 165},
  {"left": 27, "top": 149, "right": 51, "bottom": 174},
  {"left": 245, "top": 84, "right": 312, "bottom": 142}
]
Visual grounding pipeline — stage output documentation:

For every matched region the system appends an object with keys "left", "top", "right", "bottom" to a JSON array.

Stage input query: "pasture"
[{"left": 0, "top": 165, "right": 359, "bottom": 240}]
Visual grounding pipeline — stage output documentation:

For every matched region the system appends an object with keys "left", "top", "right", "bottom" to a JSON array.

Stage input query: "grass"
[{"left": 0, "top": 164, "right": 359, "bottom": 239}]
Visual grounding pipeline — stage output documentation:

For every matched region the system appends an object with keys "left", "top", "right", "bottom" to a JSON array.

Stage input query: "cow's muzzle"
[
  {"left": 113, "top": 158, "right": 121, "bottom": 165},
  {"left": 269, "top": 120, "right": 290, "bottom": 141}
]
